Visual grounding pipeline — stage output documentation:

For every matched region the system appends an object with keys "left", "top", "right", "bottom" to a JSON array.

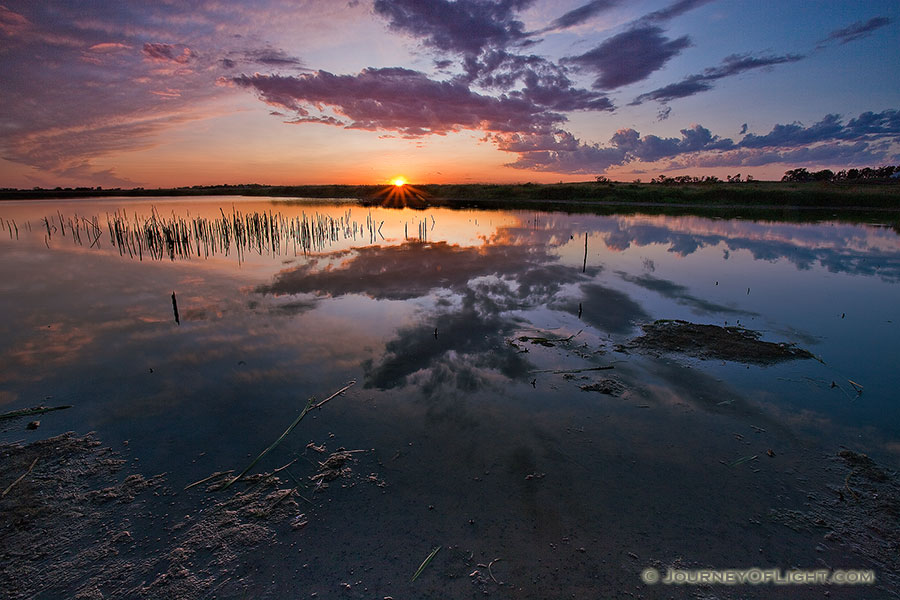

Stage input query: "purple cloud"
[
  {"left": 632, "top": 52, "right": 805, "bottom": 104},
  {"left": 563, "top": 27, "right": 691, "bottom": 89},
  {"left": 141, "top": 42, "right": 195, "bottom": 64},
  {"left": 823, "top": 17, "right": 892, "bottom": 45},
  {"left": 638, "top": 0, "right": 716, "bottom": 24},
  {"left": 539, "top": 0, "right": 620, "bottom": 32},
  {"left": 232, "top": 67, "right": 567, "bottom": 136},
  {"left": 372, "top": 0, "right": 536, "bottom": 56},
  {"left": 500, "top": 112, "right": 897, "bottom": 174},
  {"left": 738, "top": 111, "right": 900, "bottom": 149}
]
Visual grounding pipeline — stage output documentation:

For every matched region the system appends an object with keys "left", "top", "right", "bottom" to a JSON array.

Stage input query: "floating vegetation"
[{"left": 630, "top": 319, "right": 814, "bottom": 364}]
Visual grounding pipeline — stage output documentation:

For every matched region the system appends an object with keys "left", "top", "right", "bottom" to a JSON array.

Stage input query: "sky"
[{"left": 1, "top": 0, "right": 898, "bottom": 187}]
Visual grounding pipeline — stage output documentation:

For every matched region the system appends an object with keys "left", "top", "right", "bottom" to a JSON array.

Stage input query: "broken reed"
[{"left": 39, "top": 207, "right": 389, "bottom": 262}]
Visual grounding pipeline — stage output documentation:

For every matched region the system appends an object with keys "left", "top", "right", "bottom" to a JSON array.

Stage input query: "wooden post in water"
[
  {"left": 583, "top": 232, "right": 588, "bottom": 273},
  {"left": 172, "top": 291, "right": 180, "bottom": 325}
]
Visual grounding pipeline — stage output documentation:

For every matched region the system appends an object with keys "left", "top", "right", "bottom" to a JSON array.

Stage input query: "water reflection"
[{"left": 1, "top": 197, "right": 899, "bottom": 451}]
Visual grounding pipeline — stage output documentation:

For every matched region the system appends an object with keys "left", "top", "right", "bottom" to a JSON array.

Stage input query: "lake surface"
[{"left": 1, "top": 196, "right": 899, "bottom": 598}]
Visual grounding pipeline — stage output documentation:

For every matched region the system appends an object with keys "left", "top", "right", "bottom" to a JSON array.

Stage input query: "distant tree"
[
  {"left": 632, "top": 178, "right": 642, "bottom": 184},
  {"left": 595, "top": 175, "right": 610, "bottom": 183},
  {"left": 782, "top": 168, "right": 811, "bottom": 182},
  {"left": 812, "top": 169, "right": 834, "bottom": 181}
]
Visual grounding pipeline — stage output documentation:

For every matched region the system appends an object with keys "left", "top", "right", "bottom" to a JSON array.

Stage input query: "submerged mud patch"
[
  {"left": 0, "top": 432, "right": 376, "bottom": 599},
  {"left": 769, "top": 449, "right": 900, "bottom": 594},
  {"left": 630, "top": 319, "right": 815, "bottom": 364}
]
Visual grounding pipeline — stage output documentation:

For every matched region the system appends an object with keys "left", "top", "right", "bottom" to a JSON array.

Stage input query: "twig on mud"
[
  {"left": 488, "top": 558, "right": 503, "bottom": 584},
  {"left": 272, "top": 459, "right": 298, "bottom": 474},
  {"left": 2, "top": 457, "right": 38, "bottom": 498},
  {"left": 184, "top": 470, "right": 234, "bottom": 490},
  {"left": 223, "top": 380, "right": 356, "bottom": 490}
]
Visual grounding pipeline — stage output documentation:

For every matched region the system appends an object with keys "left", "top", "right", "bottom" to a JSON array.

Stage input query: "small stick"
[
  {"left": 2, "top": 458, "right": 38, "bottom": 497},
  {"left": 0, "top": 405, "right": 71, "bottom": 421},
  {"left": 184, "top": 469, "right": 234, "bottom": 490},
  {"left": 171, "top": 291, "right": 180, "bottom": 325},
  {"left": 488, "top": 558, "right": 503, "bottom": 584},
  {"left": 529, "top": 365, "right": 615, "bottom": 374},
  {"left": 223, "top": 381, "right": 356, "bottom": 490}
]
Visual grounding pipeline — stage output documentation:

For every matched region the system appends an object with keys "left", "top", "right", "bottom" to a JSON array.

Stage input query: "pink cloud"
[{"left": 142, "top": 42, "right": 195, "bottom": 64}]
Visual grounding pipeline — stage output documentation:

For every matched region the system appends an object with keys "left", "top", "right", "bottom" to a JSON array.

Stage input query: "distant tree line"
[
  {"left": 781, "top": 165, "right": 899, "bottom": 182},
  {"left": 647, "top": 174, "right": 752, "bottom": 184}
]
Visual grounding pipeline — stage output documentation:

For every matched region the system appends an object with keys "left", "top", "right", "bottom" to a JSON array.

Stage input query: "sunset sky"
[{"left": 1, "top": 0, "right": 898, "bottom": 188}]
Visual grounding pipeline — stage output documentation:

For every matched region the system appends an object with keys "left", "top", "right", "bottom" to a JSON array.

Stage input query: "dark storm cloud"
[
  {"left": 372, "top": 0, "right": 536, "bottom": 56},
  {"left": 823, "top": 16, "right": 892, "bottom": 45},
  {"left": 631, "top": 53, "right": 805, "bottom": 104},
  {"left": 563, "top": 27, "right": 691, "bottom": 89}
]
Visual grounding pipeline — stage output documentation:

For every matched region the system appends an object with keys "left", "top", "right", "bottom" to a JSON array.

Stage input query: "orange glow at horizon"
[{"left": 391, "top": 176, "right": 407, "bottom": 187}]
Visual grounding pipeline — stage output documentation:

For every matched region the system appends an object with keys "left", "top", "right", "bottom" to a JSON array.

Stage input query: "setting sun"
[{"left": 391, "top": 176, "right": 407, "bottom": 187}]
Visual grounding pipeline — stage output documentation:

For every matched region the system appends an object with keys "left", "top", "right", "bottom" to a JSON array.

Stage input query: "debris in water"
[{"left": 629, "top": 320, "right": 814, "bottom": 364}]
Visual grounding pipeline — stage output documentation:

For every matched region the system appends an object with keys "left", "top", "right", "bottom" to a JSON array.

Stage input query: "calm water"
[{"left": 1, "top": 196, "right": 899, "bottom": 598}]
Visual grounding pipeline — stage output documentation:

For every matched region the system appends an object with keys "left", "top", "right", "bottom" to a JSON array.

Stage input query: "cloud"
[
  {"left": 632, "top": 52, "right": 804, "bottom": 104},
  {"left": 372, "top": 0, "right": 536, "bottom": 56},
  {"left": 141, "top": 42, "right": 196, "bottom": 64},
  {"left": 739, "top": 110, "right": 900, "bottom": 149},
  {"left": 362, "top": 288, "right": 532, "bottom": 391},
  {"left": 563, "top": 26, "right": 691, "bottom": 89},
  {"left": 617, "top": 272, "right": 756, "bottom": 316},
  {"left": 220, "top": 47, "right": 305, "bottom": 70},
  {"left": 498, "top": 110, "right": 900, "bottom": 174},
  {"left": 822, "top": 16, "right": 892, "bottom": 45},
  {"left": 637, "top": 0, "right": 715, "bottom": 24},
  {"left": 539, "top": 0, "right": 620, "bottom": 32},
  {"left": 552, "top": 283, "right": 649, "bottom": 334},
  {"left": 232, "top": 67, "right": 571, "bottom": 136}
]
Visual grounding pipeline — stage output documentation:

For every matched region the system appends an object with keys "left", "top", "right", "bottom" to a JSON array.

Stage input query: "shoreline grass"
[{"left": 2, "top": 180, "right": 898, "bottom": 209}]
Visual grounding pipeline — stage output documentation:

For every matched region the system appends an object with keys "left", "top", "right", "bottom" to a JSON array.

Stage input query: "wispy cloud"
[
  {"left": 822, "top": 16, "right": 892, "bottom": 45},
  {"left": 631, "top": 52, "right": 805, "bottom": 104},
  {"left": 537, "top": 0, "right": 620, "bottom": 33}
]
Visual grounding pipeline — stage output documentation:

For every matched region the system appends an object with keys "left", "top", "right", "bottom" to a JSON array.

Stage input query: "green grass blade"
[{"left": 411, "top": 546, "right": 441, "bottom": 582}]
